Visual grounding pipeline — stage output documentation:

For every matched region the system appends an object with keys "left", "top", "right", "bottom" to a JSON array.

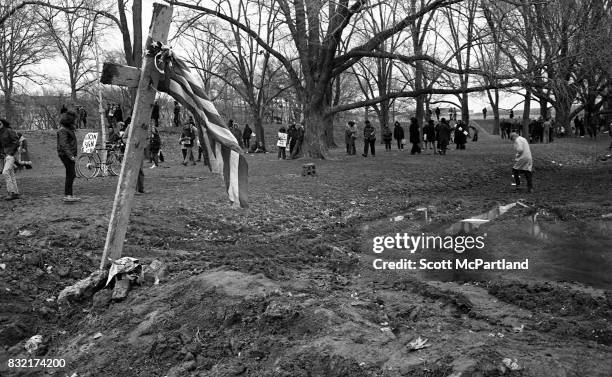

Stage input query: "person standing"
[
  {"left": 148, "top": 125, "right": 161, "bottom": 168},
  {"left": 435, "top": 107, "right": 441, "bottom": 121},
  {"left": 277, "top": 126, "right": 288, "bottom": 160},
  {"left": 454, "top": 121, "right": 468, "bottom": 150},
  {"left": 382, "top": 123, "right": 392, "bottom": 151},
  {"left": 56, "top": 111, "right": 80, "bottom": 201},
  {"left": 290, "top": 124, "right": 304, "bottom": 159},
  {"left": 242, "top": 123, "right": 253, "bottom": 149},
  {"left": 151, "top": 101, "right": 160, "bottom": 128},
  {"left": 0, "top": 119, "right": 20, "bottom": 200},
  {"left": 482, "top": 108, "right": 487, "bottom": 119},
  {"left": 179, "top": 120, "right": 196, "bottom": 166},
  {"left": 393, "top": 121, "right": 405, "bottom": 150},
  {"left": 345, "top": 121, "right": 357, "bottom": 155},
  {"left": 79, "top": 106, "right": 88, "bottom": 129},
  {"left": 173, "top": 101, "right": 181, "bottom": 127},
  {"left": 409, "top": 117, "right": 421, "bottom": 155},
  {"left": 509, "top": 109, "right": 514, "bottom": 119},
  {"left": 287, "top": 124, "right": 297, "bottom": 155},
  {"left": 229, "top": 120, "right": 243, "bottom": 148},
  {"left": 510, "top": 132, "right": 533, "bottom": 193},
  {"left": 436, "top": 118, "right": 451, "bottom": 155},
  {"left": 362, "top": 120, "right": 376, "bottom": 157},
  {"left": 114, "top": 104, "right": 124, "bottom": 124},
  {"left": 423, "top": 119, "right": 436, "bottom": 151}
]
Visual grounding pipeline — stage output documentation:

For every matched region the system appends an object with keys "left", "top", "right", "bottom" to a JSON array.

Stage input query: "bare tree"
[{"left": 0, "top": 0, "right": 53, "bottom": 124}]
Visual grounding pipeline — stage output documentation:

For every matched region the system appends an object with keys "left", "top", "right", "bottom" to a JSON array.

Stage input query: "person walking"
[
  {"left": 362, "top": 120, "right": 376, "bottom": 157},
  {"left": 482, "top": 108, "right": 487, "bottom": 119},
  {"left": 393, "top": 121, "right": 405, "bottom": 150},
  {"left": 382, "top": 123, "right": 393, "bottom": 151},
  {"left": 510, "top": 132, "right": 533, "bottom": 193},
  {"left": 0, "top": 119, "right": 20, "bottom": 200},
  {"left": 56, "top": 111, "right": 79, "bottom": 201},
  {"left": 509, "top": 109, "right": 514, "bottom": 119},
  {"left": 287, "top": 124, "right": 297, "bottom": 156},
  {"left": 345, "top": 121, "right": 357, "bottom": 155},
  {"left": 435, "top": 107, "right": 441, "bottom": 121},
  {"left": 229, "top": 120, "right": 243, "bottom": 148},
  {"left": 409, "top": 117, "right": 422, "bottom": 155},
  {"left": 436, "top": 118, "right": 451, "bottom": 155},
  {"left": 242, "top": 123, "right": 253, "bottom": 149}
]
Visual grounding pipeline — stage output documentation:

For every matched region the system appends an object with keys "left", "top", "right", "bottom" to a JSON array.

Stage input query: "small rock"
[
  {"left": 92, "top": 289, "right": 112, "bottom": 312},
  {"left": 58, "top": 266, "right": 71, "bottom": 278},
  {"left": 18, "top": 229, "right": 34, "bottom": 237},
  {"left": 23, "top": 253, "right": 41, "bottom": 266},
  {"left": 57, "top": 269, "right": 108, "bottom": 311},
  {"left": 0, "top": 263, "right": 6, "bottom": 271},
  {"left": 112, "top": 277, "right": 130, "bottom": 301},
  {"left": 92, "top": 332, "right": 103, "bottom": 339}
]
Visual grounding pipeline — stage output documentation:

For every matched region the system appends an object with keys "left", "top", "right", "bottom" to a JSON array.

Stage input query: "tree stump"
[{"left": 302, "top": 163, "right": 316, "bottom": 176}]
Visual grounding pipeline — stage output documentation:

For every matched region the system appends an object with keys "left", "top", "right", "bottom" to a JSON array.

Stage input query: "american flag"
[{"left": 156, "top": 52, "right": 248, "bottom": 208}]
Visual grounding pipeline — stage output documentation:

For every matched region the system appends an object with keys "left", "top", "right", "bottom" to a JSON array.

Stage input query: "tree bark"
[
  {"left": 522, "top": 89, "right": 531, "bottom": 136},
  {"left": 302, "top": 101, "right": 328, "bottom": 159}
]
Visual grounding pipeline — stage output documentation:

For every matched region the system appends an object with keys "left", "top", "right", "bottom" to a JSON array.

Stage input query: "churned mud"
[{"left": 1, "top": 127, "right": 611, "bottom": 376}]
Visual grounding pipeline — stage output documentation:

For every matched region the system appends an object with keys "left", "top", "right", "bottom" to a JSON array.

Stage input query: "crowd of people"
[{"left": 343, "top": 116, "right": 476, "bottom": 157}]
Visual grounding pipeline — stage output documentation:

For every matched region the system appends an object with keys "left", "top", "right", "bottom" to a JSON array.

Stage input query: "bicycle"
[{"left": 76, "top": 142, "right": 124, "bottom": 179}]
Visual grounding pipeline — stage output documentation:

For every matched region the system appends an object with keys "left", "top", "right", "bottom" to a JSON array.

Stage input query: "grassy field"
[{"left": 1, "top": 124, "right": 611, "bottom": 377}]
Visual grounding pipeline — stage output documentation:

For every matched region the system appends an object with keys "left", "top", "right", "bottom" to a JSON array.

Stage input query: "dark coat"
[
  {"left": 242, "top": 124, "right": 253, "bottom": 139},
  {"left": 382, "top": 126, "right": 392, "bottom": 142},
  {"left": 0, "top": 125, "right": 20, "bottom": 156},
  {"left": 114, "top": 107, "right": 124, "bottom": 123},
  {"left": 409, "top": 120, "right": 420, "bottom": 144},
  {"left": 423, "top": 123, "right": 436, "bottom": 142},
  {"left": 57, "top": 125, "right": 77, "bottom": 157},
  {"left": 437, "top": 122, "right": 452, "bottom": 145},
  {"left": 454, "top": 123, "right": 468, "bottom": 144},
  {"left": 363, "top": 123, "right": 376, "bottom": 140},
  {"left": 151, "top": 104, "right": 160, "bottom": 120},
  {"left": 393, "top": 124, "right": 404, "bottom": 140}
]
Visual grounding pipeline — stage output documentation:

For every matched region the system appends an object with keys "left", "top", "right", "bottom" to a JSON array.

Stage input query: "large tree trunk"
[
  {"left": 460, "top": 93, "right": 470, "bottom": 124},
  {"left": 539, "top": 97, "right": 548, "bottom": 118},
  {"left": 3, "top": 92, "right": 14, "bottom": 124},
  {"left": 522, "top": 90, "right": 531, "bottom": 136},
  {"left": 253, "top": 110, "right": 266, "bottom": 150},
  {"left": 302, "top": 101, "right": 328, "bottom": 159},
  {"left": 324, "top": 114, "right": 336, "bottom": 148},
  {"left": 554, "top": 103, "right": 571, "bottom": 140}
]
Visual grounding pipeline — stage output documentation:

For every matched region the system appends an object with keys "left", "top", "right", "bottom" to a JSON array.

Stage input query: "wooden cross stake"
[{"left": 98, "top": 3, "right": 173, "bottom": 269}]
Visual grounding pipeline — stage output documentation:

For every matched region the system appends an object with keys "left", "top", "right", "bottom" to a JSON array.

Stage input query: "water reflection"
[{"left": 446, "top": 203, "right": 517, "bottom": 234}]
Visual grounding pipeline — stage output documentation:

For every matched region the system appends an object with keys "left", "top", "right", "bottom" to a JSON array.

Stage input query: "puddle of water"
[{"left": 446, "top": 202, "right": 518, "bottom": 234}]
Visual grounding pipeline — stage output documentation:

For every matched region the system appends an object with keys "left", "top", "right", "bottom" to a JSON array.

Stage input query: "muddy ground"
[{"left": 1, "top": 123, "right": 611, "bottom": 376}]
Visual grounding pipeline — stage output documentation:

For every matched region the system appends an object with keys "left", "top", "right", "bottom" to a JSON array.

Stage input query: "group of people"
[
  {"left": 275, "top": 123, "right": 305, "bottom": 159},
  {"left": 344, "top": 117, "right": 476, "bottom": 158}
]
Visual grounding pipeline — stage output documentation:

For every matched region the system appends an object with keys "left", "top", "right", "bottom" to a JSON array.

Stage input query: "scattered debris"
[
  {"left": 502, "top": 358, "right": 521, "bottom": 371},
  {"left": 18, "top": 229, "right": 33, "bottom": 237},
  {"left": 106, "top": 257, "right": 142, "bottom": 286},
  {"left": 408, "top": 336, "right": 430, "bottom": 351},
  {"left": 392, "top": 215, "right": 405, "bottom": 222},
  {"left": 0, "top": 263, "right": 6, "bottom": 271},
  {"left": 92, "top": 332, "right": 103, "bottom": 339},
  {"left": 513, "top": 324, "right": 525, "bottom": 333},
  {"left": 24, "top": 335, "right": 43, "bottom": 354}
]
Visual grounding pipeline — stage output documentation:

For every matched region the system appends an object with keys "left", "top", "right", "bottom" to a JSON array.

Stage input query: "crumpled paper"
[{"left": 105, "top": 257, "right": 142, "bottom": 286}]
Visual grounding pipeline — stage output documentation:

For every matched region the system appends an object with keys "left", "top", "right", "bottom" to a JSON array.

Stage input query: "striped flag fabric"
[{"left": 156, "top": 52, "right": 248, "bottom": 208}]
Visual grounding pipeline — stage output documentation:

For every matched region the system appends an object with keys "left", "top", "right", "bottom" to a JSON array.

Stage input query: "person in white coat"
[{"left": 510, "top": 132, "right": 533, "bottom": 192}]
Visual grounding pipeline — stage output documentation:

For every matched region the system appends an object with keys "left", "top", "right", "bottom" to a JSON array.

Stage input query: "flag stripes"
[{"left": 157, "top": 55, "right": 248, "bottom": 208}]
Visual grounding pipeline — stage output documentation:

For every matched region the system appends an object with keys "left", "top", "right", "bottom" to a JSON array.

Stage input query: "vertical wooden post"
[{"left": 99, "top": 3, "right": 173, "bottom": 269}]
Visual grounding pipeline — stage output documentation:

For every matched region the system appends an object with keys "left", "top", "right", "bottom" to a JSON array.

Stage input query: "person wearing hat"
[
  {"left": 510, "top": 132, "right": 533, "bottom": 193},
  {"left": 0, "top": 118, "right": 20, "bottom": 200},
  {"left": 57, "top": 111, "right": 80, "bottom": 201}
]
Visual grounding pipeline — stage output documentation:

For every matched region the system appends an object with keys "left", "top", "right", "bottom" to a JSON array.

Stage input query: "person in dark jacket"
[
  {"left": 423, "top": 119, "right": 436, "bottom": 151},
  {"left": 454, "top": 120, "right": 468, "bottom": 150},
  {"left": 287, "top": 124, "right": 297, "bottom": 155},
  {"left": 436, "top": 118, "right": 452, "bottom": 155},
  {"left": 148, "top": 125, "right": 161, "bottom": 168},
  {"left": 151, "top": 101, "right": 160, "bottom": 128},
  {"left": 228, "top": 120, "right": 243, "bottom": 148},
  {"left": 409, "top": 117, "right": 421, "bottom": 155},
  {"left": 0, "top": 118, "right": 20, "bottom": 200},
  {"left": 382, "top": 124, "right": 393, "bottom": 151},
  {"left": 57, "top": 111, "right": 79, "bottom": 201},
  {"left": 173, "top": 101, "right": 181, "bottom": 127},
  {"left": 393, "top": 121, "right": 405, "bottom": 150},
  {"left": 290, "top": 124, "right": 304, "bottom": 159},
  {"left": 242, "top": 123, "right": 253, "bottom": 149},
  {"left": 113, "top": 104, "right": 124, "bottom": 123},
  {"left": 362, "top": 120, "right": 376, "bottom": 157}
]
